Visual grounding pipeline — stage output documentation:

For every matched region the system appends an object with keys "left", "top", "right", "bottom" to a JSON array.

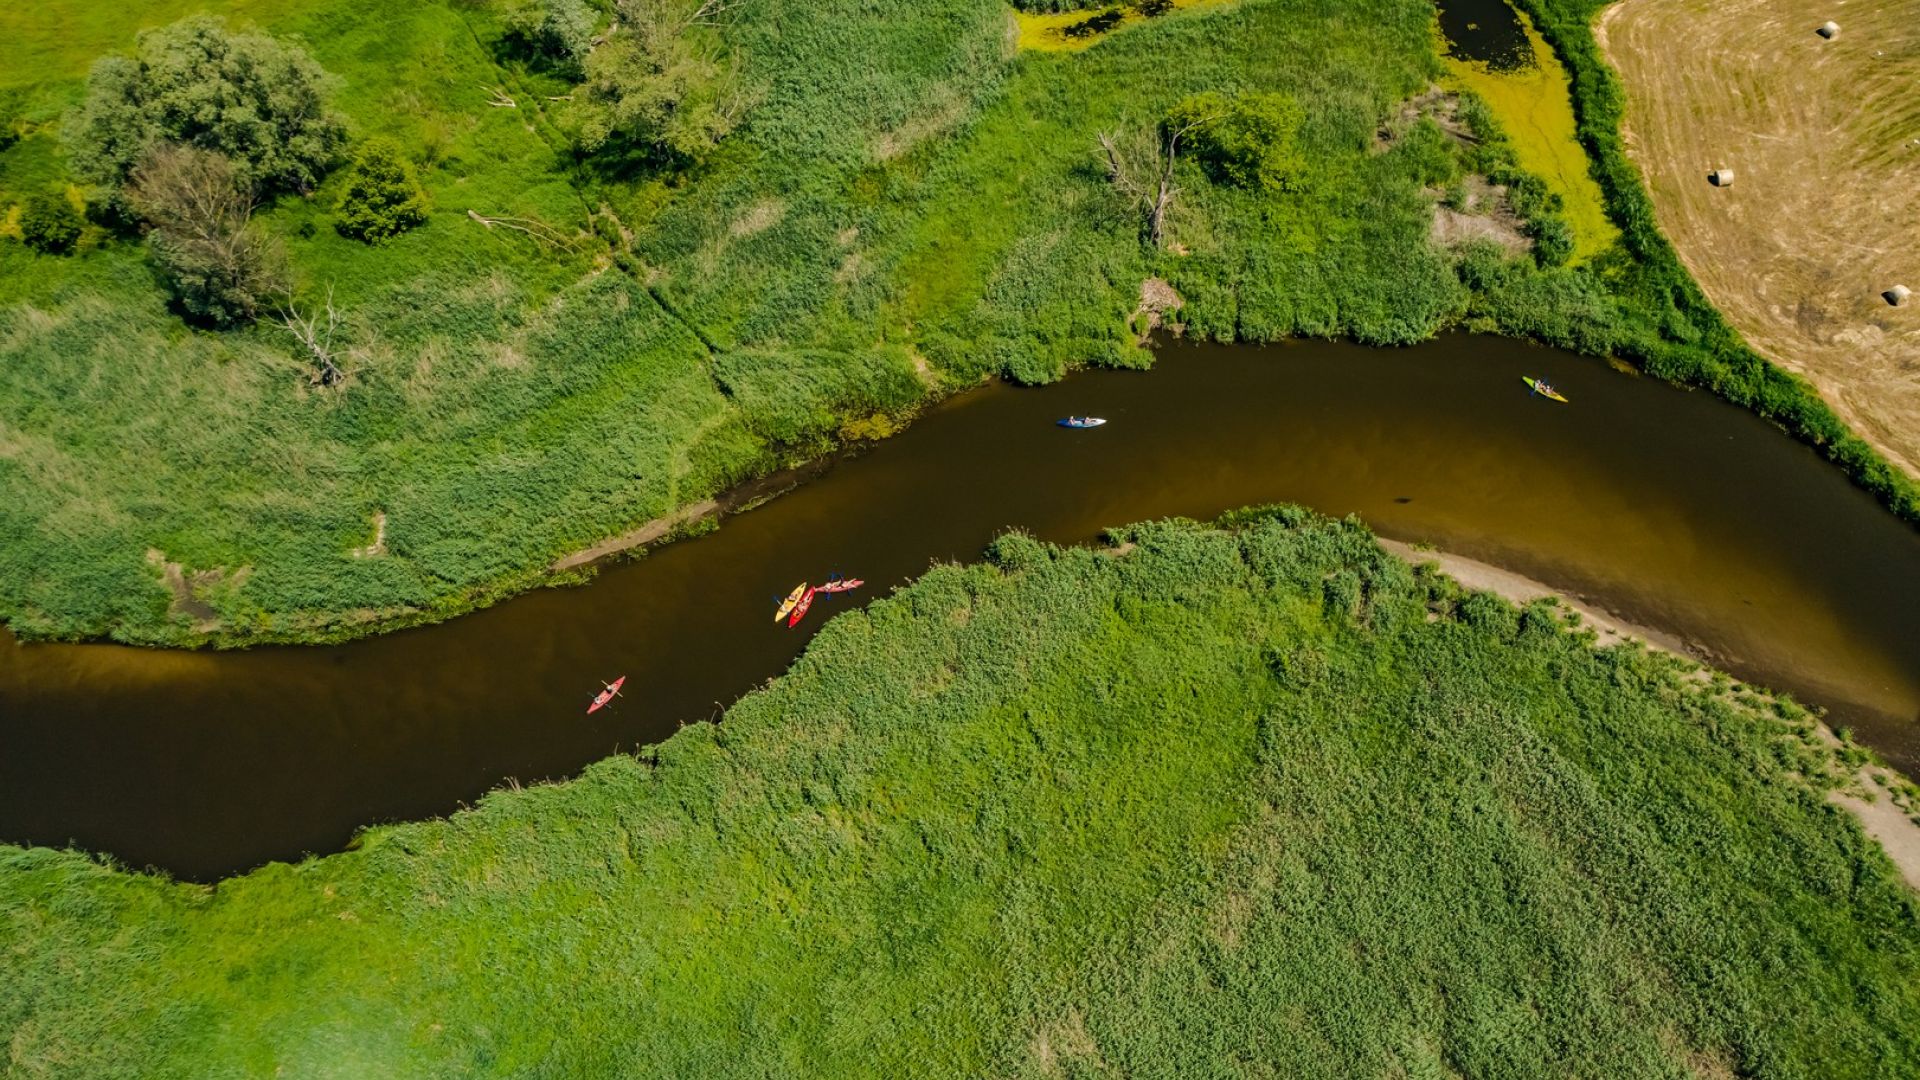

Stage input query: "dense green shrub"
[
  {"left": 334, "top": 139, "right": 430, "bottom": 243},
  {"left": 64, "top": 15, "right": 347, "bottom": 194},
  {"left": 1167, "top": 90, "right": 1306, "bottom": 192},
  {"left": 1527, "top": 212, "right": 1574, "bottom": 265},
  {"left": 504, "top": 0, "right": 597, "bottom": 77},
  {"left": 17, "top": 193, "right": 83, "bottom": 254}
]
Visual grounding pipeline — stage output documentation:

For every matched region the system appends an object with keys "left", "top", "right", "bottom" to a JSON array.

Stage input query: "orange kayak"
[
  {"left": 774, "top": 583, "right": 807, "bottom": 622},
  {"left": 587, "top": 675, "right": 626, "bottom": 714},
  {"left": 787, "top": 586, "right": 817, "bottom": 628},
  {"left": 816, "top": 578, "right": 864, "bottom": 594}
]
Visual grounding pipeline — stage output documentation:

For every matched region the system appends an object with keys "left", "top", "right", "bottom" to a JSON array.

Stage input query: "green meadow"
[
  {"left": 0, "top": 0, "right": 1913, "bottom": 646},
  {"left": 4, "top": 511, "right": 1916, "bottom": 1075}
]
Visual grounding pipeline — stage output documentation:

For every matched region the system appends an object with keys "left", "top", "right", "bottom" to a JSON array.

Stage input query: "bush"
[
  {"left": 1166, "top": 90, "right": 1306, "bottom": 193},
  {"left": 505, "top": 0, "right": 596, "bottom": 77},
  {"left": 1527, "top": 213, "right": 1575, "bottom": 266},
  {"left": 334, "top": 139, "right": 430, "bottom": 244},
  {"left": 18, "top": 194, "right": 84, "bottom": 254},
  {"left": 64, "top": 15, "right": 347, "bottom": 195}
]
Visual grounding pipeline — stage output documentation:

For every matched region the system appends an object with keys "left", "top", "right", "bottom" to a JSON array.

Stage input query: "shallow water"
[
  {"left": 3, "top": 334, "right": 1918, "bottom": 880},
  {"left": 1436, "top": 0, "right": 1533, "bottom": 71}
]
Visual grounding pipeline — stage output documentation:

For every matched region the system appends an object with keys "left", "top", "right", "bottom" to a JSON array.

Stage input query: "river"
[{"left": 3, "top": 335, "right": 1918, "bottom": 880}]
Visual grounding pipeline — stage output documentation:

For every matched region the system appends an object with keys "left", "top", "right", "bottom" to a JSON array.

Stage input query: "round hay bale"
[
  {"left": 1885, "top": 285, "right": 1912, "bottom": 307},
  {"left": 1817, "top": 21, "right": 1840, "bottom": 39},
  {"left": 1709, "top": 169, "right": 1736, "bottom": 187}
]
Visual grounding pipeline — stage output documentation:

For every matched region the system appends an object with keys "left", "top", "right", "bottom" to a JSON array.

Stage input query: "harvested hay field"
[{"left": 1599, "top": 0, "right": 1920, "bottom": 478}]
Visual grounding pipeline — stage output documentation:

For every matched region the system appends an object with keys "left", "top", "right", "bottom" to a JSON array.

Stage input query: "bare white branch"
[{"left": 278, "top": 285, "right": 345, "bottom": 387}]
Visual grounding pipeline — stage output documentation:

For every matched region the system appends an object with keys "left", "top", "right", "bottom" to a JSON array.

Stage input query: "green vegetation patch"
[{"left": 4, "top": 511, "right": 1917, "bottom": 1075}]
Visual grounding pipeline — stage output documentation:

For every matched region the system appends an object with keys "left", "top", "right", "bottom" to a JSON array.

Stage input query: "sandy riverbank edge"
[{"left": 1377, "top": 539, "right": 1920, "bottom": 891}]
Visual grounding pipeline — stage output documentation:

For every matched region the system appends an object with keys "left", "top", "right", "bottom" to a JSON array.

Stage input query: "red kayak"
[
  {"left": 587, "top": 676, "right": 626, "bottom": 714},
  {"left": 816, "top": 578, "right": 864, "bottom": 594},
  {"left": 786, "top": 586, "right": 817, "bottom": 628}
]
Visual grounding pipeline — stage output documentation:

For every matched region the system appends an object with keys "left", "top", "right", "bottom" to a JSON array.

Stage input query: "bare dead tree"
[
  {"left": 278, "top": 285, "right": 345, "bottom": 386},
  {"left": 126, "top": 144, "right": 288, "bottom": 325},
  {"left": 466, "top": 208, "right": 577, "bottom": 251},
  {"left": 681, "top": 0, "right": 745, "bottom": 29},
  {"left": 1097, "top": 114, "right": 1215, "bottom": 247}
]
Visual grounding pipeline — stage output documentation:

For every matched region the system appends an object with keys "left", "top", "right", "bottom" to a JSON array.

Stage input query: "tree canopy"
[
  {"left": 334, "top": 139, "right": 430, "bottom": 243},
  {"left": 505, "top": 0, "right": 598, "bottom": 77},
  {"left": 64, "top": 16, "right": 347, "bottom": 195},
  {"left": 572, "top": 0, "right": 741, "bottom": 164},
  {"left": 1167, "top": 90, "right": 1306, "bottom": 193},
  {"left": 126, "top": 144, "right": 287, "bottom": 325}
]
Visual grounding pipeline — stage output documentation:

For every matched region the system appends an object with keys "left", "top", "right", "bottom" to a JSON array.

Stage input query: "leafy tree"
[
  {"left": 1166, "top": 91, "right": 1306, "bottom": 193},
  {"left": 65, "top": 16, "right": 347, "bottom": 196},
  {"left": 505, "top": 0, "right": 597, "bottom": 77},
  {"left": 573, "top": 0, "right": 742, "bottom": 163},
  {"left": 334, "top": 139, "right": 430, "bottom": 243},
  {"left": 126, "top": 144, "right": 288, "bottom": 326},
  {"left": 18, "top": 194, "right": 84, "bottom": 255}
]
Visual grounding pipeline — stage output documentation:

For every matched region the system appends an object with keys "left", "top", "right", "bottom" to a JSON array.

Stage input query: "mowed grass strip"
[{"left": 3, "top": 510, "right": 1917, "bottom": 1076}]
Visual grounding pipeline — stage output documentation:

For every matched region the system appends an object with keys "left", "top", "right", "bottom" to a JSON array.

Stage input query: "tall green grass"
[{"left": 4, "top": 510, "right": 1916, "bottom": 1075}]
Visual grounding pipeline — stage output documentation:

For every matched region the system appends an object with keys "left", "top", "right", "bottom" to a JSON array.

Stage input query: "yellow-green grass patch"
[
  {"left": 1443, "top": 8, "right": 1615, "bottom": 261},
  {"left": 1014, "top": 0, "right": 1237, "bottom": 53}
]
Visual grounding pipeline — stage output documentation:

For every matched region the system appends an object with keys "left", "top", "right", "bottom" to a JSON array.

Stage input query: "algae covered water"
[{"left": 3, "top": 334, "right": 1918, "bottom": 880}]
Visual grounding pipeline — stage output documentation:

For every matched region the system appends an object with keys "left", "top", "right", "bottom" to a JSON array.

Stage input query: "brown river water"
[{"left": 3, "top": 335, "right": 1918, "bottom": 881}]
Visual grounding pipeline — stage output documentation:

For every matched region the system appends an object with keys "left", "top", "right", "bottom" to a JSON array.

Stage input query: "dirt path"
[
  {"left": 1597, "top": 0, "right": 1920, "bottom": 479},
  {"left": 549, "top": 500, "right": 718, "bottom": 573},
  {"left": 1380, "top": 539, "right": 1920, "bottom": 891}
]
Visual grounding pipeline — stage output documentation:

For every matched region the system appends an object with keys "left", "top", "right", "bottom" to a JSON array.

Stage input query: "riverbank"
[
  {"left": 11, "top": 332, "right": 1920, "bottom": 881},
  {"left": 1596, "top": 0, "right": 1920, "bottom": 481},
  {"left": 5, "top": 510, "right": 1917, "bottom": 1076},
  {"left": 1380, "top": 538, "right": 1920, "bottom": 891},
  {"left": 1513, "top": 0, "right": 1920, "bottom": 511}
]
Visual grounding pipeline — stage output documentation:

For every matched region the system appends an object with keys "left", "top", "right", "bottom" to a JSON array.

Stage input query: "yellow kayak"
[
  {"left": 774, "top": 583, "right": 808, "bottom": 622},
  {"left": 1522, "top": 376, "right": 1568, "bottom": 403}
]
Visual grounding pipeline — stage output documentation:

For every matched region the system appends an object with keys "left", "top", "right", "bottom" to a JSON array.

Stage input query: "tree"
[
  {"left": 19, "top": 194, "right": 84, "bottom": 255},
  {"left": 572, "top": 0, "right": 743, "bottom": 163},
  {"left": 278, "top": 285, "right": 346, "bottom": 386},
  {"left": 334, "top": 139, "right": 430, "bottom": 243},
  {"left": 126, "top": 144, "right": 288, "bottom": 326},
  {"left": 1098, "top": 107, "right": 1216, "bottom": 247},
  {"left": 1166, "top": 91, "right": 1306, "bottom": 193},
  {"left": 65, "top": 16, "right": 347, "bottom": 195},
  {"left": 505, "top": 0, "right": 597, "bottom": 77}
]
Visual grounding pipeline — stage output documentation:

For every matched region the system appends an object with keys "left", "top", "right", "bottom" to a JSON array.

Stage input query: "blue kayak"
[{"left": 1057, "top": 417, "right": 1107, "bottom": 429}]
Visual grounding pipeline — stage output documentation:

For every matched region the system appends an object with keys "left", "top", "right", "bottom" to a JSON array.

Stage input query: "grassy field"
[
  {"left": 3, "top": 509, "right": 1917, "bottom": 1076},
  {"left": 1597, "top": 0, "right": 1920, "bottom": 478},
  {"left": 0, "top": 0, "right": 1915, "bottom": 646}
]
